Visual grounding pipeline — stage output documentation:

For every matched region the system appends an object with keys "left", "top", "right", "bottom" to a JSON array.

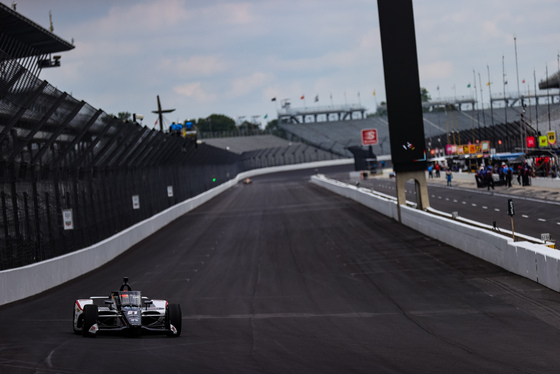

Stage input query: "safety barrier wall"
[
  {"left": 310, "top": 175, "right": 560, "bottom": 293},
  {"left": 0, "top": 159, "right": 353, "bottom": 306}
]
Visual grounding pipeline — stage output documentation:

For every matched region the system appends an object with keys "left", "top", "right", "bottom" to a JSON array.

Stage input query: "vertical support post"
[
  {"left": 395, "top": 170, "right": 430, "bottom": 210},
  {"left": 377, "top": 0, "right": 429, "bottom": 217},
  {"left": 1, "top": 191, "right": 10, "bottom": 270},
  {"left": 32, "top": 175, "right": 41, "bottom": 261}
]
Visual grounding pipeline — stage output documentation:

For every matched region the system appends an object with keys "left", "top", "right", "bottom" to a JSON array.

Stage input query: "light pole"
[
  {"left": 514, "top": 35, "right": 520, "bottom": 99},
  {"left": 502, "top": 55, "right": 509, "bottom": 150}
]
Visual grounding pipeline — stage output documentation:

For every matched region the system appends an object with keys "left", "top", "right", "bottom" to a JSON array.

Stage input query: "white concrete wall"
[
  {"left": 310, "top": 174, "right": 560, "bottom": 293},
  {"left": 0, "top": 159, "right": 353, "bottom": 306},
  {"left": 531, "top": 177, "right": 560, "bottom": 189}
]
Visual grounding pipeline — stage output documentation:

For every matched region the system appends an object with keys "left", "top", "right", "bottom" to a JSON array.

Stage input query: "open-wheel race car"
[{"left": 72, "top": 277, "right": 182, "bottom": 337}]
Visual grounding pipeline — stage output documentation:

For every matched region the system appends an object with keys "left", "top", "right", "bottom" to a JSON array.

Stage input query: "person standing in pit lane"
[
  {"left": 506, "top": 164, "right": 513, "bottom": 188},
  {"left": 522, "top": 161, "right": 532, "bottom": 186},
  {"left": 446, "top": 168, "right": 452, "bottom": 186},
  {"left": 485, "top": 165, "right": 494, "bottom": 190}
]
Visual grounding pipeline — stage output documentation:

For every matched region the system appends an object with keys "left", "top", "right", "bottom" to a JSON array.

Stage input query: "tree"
[
  {"left": 117, "top": 112, "right": 132, "bottom": 122},
  {"left": 195, "top": 114, "right": 237, "bottom": 132},
  {"left": 420, "top": 87, "right": 431, "bottom": 102},
  {"left": 265, "top": 119, "right": 286, "bottom": 138},
  {"left": 238, "top": 120, "right": 260, "bottom": 132}
]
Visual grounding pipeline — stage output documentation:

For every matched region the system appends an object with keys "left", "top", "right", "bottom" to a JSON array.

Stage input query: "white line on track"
[{"left": 538, "top": 218, "right": 547, "bottom": 222}]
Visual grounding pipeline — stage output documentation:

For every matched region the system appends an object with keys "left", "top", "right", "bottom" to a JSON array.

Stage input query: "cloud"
[
  {"left": 91, "top": 0, "right": 192, "bottom": 36},
  {"left": 360, "top": 29, "right": 380, "bottom": 50},
  {"left": 27, "top": 0, "right": 560, "bottom": 123},
  {"left": 174, "top": 82, "right": 216, "bottom": 101},
  {"left": 270, "top": 49, "right": 368, "bottom": 74},
  {"left": 420, "top": 61, "right": 453, "bottom": 81},
  {"left": 481, "top": 21, "right": 503, "bottom": 40},
  {"left": 229, "top": 72, "right": 273, "bottom": 97},
  {"left": 221, "top": 3, "right": 253, "bottom": 25},
  {"left": 160, "top": 56, "right": 228, "bottom": 77}
]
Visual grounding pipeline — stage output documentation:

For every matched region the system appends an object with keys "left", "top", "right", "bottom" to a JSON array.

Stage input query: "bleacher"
[
  {"left": 203, "top": 135, "right": 342, "bottom": 169},
  {"left": 278, "top": 102, "right": 560, "bottom": 157},
  {"left": 280, "top": 118, "right": 391, "bottom": 158},
  {"left": 203, "top": 135, "right": 295, "bottom": 154},
  {"left": 425, "top": 104, "right": 560, "bottom": 138}
]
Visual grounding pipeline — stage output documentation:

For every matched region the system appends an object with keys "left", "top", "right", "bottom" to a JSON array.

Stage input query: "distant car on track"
[
  {"left": 243, "top": 177, "right": 252, "bottom": 185},
  {"left": 72, "top": 277, "right": 181, "bottom": 338}
]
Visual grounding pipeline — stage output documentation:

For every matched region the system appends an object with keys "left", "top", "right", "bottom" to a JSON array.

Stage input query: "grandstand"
[
  {"left": 203, "top": 135, "right": 342, "bottom": 169},
  {"left": 204, "top": 135, "right": 295, "bottom": 154},
  {"left": 278, "top": 100, "right": 560, "bottom": 158}
]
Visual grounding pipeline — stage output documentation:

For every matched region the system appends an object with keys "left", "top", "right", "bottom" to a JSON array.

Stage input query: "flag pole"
[
  {"left": 503, "top": 55, "right": 509, "bottom": 150},
  {"left": 534, "top": 69, "right": 539, "bottom": 133}
]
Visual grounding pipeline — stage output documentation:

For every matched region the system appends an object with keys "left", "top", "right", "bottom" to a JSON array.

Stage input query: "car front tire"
[
  {"left": 82, "top": 304, "right": 98, "bottom": 337},
  {"left": 166, "top": 304, "right": 182, "bottom": 337}
]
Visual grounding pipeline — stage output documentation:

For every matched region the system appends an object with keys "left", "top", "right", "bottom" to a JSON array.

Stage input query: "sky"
[{"left": 7, "top": 0, "right": 560, "bottom": 129}]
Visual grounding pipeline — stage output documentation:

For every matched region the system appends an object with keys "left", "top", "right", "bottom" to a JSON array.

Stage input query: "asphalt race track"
[{"left": 3, "top": 166, "right": 560, "bottom": 373}]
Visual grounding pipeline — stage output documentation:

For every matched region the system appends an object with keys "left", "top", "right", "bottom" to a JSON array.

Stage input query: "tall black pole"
[{"left": 377, "top": 0, "right": 426, "bottom": 173}]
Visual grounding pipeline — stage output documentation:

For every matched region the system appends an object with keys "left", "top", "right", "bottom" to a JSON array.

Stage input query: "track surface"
[{"left": 2, "top": 166, "right": 560, "bottom": 373}]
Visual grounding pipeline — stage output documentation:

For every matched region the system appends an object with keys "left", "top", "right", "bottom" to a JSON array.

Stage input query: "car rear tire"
[
  {"left": 82, "top": 304, "right": 98, "bottom": 337},
  {"left": 166, "top": 304, "right": 182, "bottom": 337}
]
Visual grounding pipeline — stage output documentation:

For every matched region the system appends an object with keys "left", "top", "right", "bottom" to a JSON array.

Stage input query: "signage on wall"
[
  {"left": 62, "top": 209, "right": 74, "bottom": 230},
  {"left": 361, "top": 129, "right": 378, "bottom": 146}
]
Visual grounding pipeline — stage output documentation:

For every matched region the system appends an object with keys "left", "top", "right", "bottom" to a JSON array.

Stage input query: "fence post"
[
  {"left": 32, "top": 175, "right": 41, "bottom": 261},
  {"left": 1, "top": 191, "right": 10, "bottom": 270}
]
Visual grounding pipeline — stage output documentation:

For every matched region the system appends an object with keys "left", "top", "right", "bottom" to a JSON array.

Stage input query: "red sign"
[
  {"left": 526, "top": 136, "right": 535, "bottom": 148},
  {"left": 361, "top": 129, "right": 378, "bottom": 145}
]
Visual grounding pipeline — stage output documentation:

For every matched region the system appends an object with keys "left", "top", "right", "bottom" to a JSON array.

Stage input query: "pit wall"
[
  {"left": 0, "top": 159, "right": 353, "bottom": 306},
  {"left": 310, "top": 174, "right": 560, "bottom": 293}
]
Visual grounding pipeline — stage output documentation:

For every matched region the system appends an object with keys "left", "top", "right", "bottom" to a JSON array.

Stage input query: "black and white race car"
[{"left": 72, "top": 277, "right": 182, "bottom": 337}]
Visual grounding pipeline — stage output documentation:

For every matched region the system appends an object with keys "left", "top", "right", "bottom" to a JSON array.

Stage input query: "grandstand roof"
[{"left": 0, "top": 2, "right": 74, "bottom": 58}]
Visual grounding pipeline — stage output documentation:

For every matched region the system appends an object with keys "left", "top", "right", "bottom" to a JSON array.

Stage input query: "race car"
[{"left": 72, "top": 277, "right": 182, "bottom": 337}]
